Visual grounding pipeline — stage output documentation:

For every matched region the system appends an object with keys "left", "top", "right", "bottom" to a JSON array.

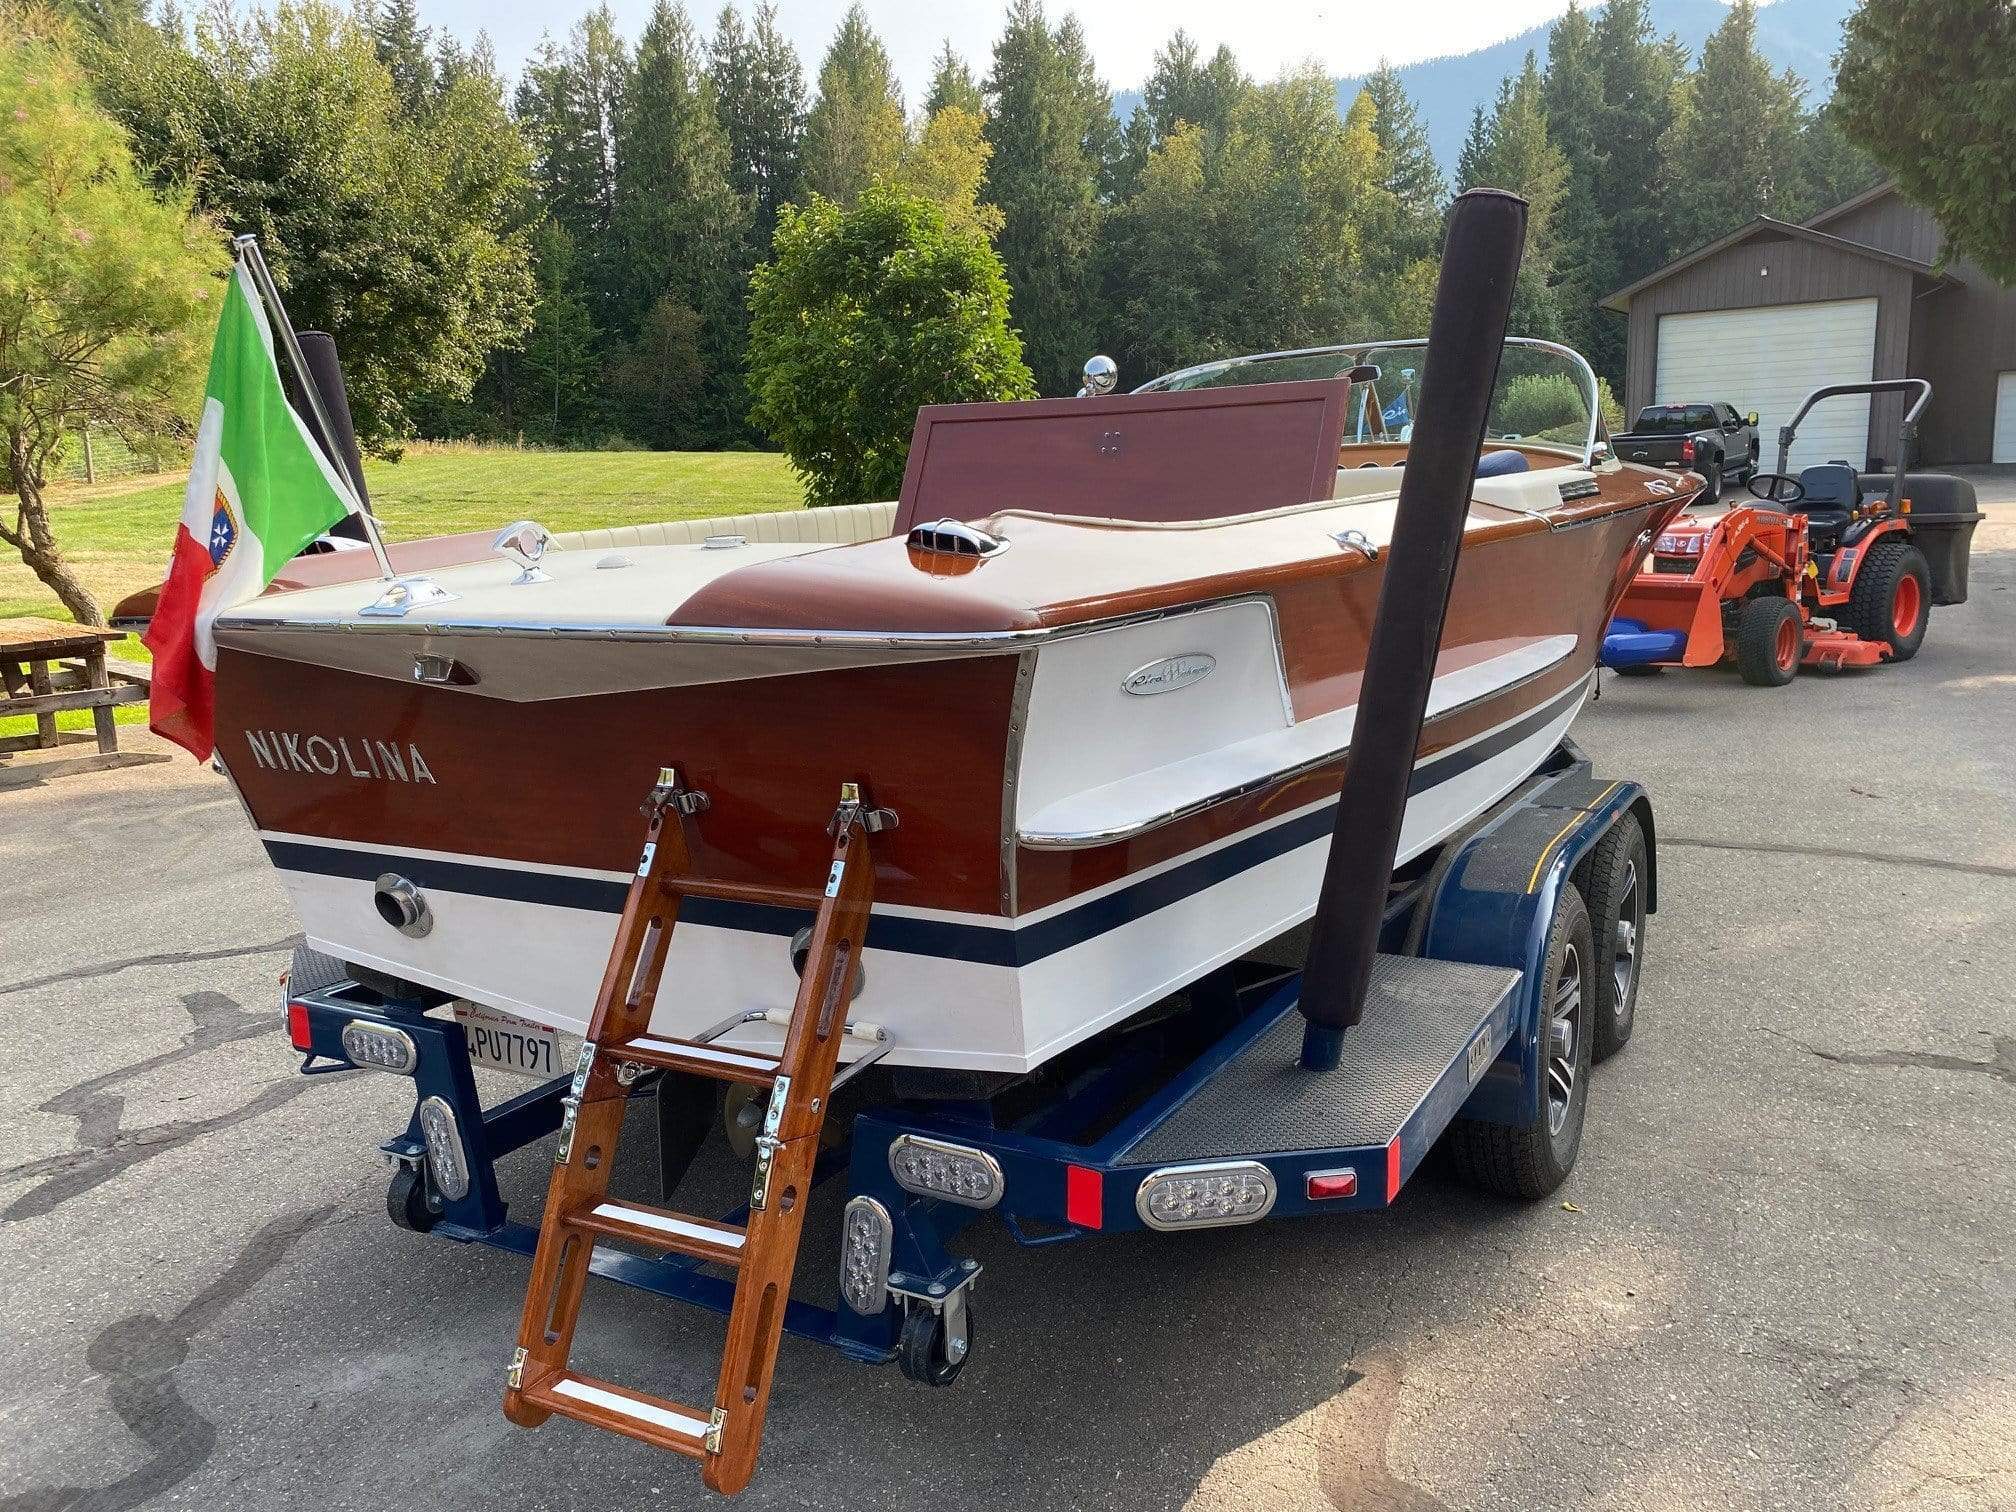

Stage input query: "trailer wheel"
[
  {"left": 1848, "top": 541, "right": 1931, "bottom": 662},
  {"left": 1735, "top": 596, "right": 1801, "bottom": 687},
  {"left": 387, "top": 1163, "right": 440, "bottom": 1233},
  {"left": 1449, "top": 885, "right": 1593, "bottom": 1200},
  {"left": 898, "top": 1302, "right": 973, "bottom": 1387},
  {"left": 1580, "top": 816, "right": 1646, "bottom": 1064}
]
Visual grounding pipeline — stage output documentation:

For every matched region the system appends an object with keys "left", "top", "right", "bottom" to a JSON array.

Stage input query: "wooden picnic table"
[{"left": 0, "top": 617, "right": 150, "bottom": 756}]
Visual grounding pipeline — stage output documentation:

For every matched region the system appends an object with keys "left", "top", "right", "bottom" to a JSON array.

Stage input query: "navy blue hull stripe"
[{"left": 266, "top": 677, "right": 1585, "bottom": 969}]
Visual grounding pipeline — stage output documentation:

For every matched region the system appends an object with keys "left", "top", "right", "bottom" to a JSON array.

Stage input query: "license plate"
[{"left": 453, "top": 1002, "right": 579, "bottom": 1081}]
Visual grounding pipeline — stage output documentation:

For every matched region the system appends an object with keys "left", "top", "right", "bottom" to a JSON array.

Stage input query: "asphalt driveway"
[{"left": 3, "top": 481, "right": 2012, "bottom": 1511}]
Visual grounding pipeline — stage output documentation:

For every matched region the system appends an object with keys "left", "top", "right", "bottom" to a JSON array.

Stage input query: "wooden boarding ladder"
[{"left": 503, "top": 768, "right": 893, "bottom": 1496}]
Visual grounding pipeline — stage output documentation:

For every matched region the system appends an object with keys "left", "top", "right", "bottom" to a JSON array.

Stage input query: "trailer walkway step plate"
[{"left": 1121, "top": 955, "right": 1520, "bottom": 1164}]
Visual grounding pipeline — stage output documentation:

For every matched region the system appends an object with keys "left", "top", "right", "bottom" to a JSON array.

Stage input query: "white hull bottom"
[{"left": 268, "top": 676, "right": 1589, "bottom": 1074}]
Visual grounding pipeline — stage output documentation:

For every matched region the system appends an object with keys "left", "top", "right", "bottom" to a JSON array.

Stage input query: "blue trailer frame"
[{"left": 285, "top": 739, "right": 1654, "bottom": 1376}]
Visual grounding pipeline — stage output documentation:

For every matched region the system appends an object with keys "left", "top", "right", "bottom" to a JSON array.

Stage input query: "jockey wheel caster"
[
  {"left": 387, "top": 1162, "right": 440, "bottom": 1234},
  {"left": 898, "top": 1297, "right": 974, "bottom": 1387}
]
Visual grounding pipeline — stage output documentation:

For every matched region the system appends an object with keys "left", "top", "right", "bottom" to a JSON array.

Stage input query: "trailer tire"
[
  {"left": 1735, "top": 596, "right": 1801, "bottom": 687},
  {"left": 1580, "top": 816, "right": 1646, "bottom": 1064},
  {"left": 1848, "top": 540, "right": 1931, "bottom": 662},
  {"left": 1448, "top": 885, "right": 1593, "bottom": 1200}
]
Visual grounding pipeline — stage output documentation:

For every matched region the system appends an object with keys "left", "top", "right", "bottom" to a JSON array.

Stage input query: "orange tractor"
[{"left": 1601, "top": 379, "right": 1980, "bottom": 686}]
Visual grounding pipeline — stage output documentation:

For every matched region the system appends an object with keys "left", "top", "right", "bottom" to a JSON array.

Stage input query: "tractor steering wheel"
[{"left": 1746, "top": 472, "right": 1806, "bottom": 505}]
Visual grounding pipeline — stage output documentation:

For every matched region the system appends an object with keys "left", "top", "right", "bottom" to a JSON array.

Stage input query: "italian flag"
[{"left": 147, "top": 261, "right": 360, "bottom": 760}]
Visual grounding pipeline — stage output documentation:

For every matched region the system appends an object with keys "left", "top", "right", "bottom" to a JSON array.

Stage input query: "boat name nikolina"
[
  {"left": 1121, "top": 653, "right": 1216, "bottom": 696},
  {"left": 242, "top": 729, "right": 438, "bottom": 784}
]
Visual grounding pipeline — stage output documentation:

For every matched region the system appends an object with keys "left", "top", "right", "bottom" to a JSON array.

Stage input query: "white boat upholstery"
[{"left": 551, "top": 500, "right": 896, "bottom": 552}]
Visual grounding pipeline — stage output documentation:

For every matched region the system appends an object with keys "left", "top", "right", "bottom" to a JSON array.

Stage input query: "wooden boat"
[{"left": 126, "top": 339, "right": 1692, "bottom": 1075}]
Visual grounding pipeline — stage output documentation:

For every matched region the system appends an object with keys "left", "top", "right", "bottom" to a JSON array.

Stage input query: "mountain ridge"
[{"left": 1111, "top": 0, "right": 1856, "bottom": 175}]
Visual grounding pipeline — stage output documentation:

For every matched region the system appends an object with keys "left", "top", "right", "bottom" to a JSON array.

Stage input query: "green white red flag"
[{"left": 146, "top": 260, "right": 360, "bottom": 759}]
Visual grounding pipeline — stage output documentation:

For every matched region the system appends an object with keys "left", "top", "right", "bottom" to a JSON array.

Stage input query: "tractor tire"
[
  {"left": 1694, "top": 451, "right": 1722, "bottom": 506},
  {"left": 1613, "top": 664, "right": 1663, "bottom": 678},
  {"left": 1848, "top": 541, "right": 1931, "bottom": 662},
  {"left": 1580, "top": 814, "right": 1647, "bottom": 1065},
  {"left": 1448, "top": 885, "right": 1594, "bottom": 1200},
  {"left": 1735, "top": 596, "right": 1802, "bottom": 687}
]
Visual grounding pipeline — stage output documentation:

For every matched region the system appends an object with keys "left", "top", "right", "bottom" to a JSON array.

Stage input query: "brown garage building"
[{"left": 1603, "top": 182, "right": 2016, "bottom": 470}]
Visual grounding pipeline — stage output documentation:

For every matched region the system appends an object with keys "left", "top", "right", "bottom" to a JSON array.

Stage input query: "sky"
[{"left": 424, "top": 0, "right": 1599, "bottom": 97}]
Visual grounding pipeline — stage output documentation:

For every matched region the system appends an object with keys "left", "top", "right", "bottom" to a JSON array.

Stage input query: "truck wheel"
[
  {"left": 1448, "top": 885, "right": 1594, "bottom": 1200},
  {"left": 1695, "top": 452, "right": 1721, "bottom": 506},
  {"left": 1735, "top": 597, "right": 1801, "bottom": 687},
  {"left": 1848, "top": 541, "right": 1931, "bottom": 662},
  {"left": 1581, "top": 815, "right": 1646, "bottom": 1065}
]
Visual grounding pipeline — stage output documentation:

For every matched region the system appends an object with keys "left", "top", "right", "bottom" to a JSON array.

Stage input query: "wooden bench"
[{"left": 0, "top": 617, "right": 150, "bottom": 756}]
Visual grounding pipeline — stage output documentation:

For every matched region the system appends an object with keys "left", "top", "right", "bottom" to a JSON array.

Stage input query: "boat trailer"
[{"left": 283, "top": 738, "right": 1655, "bottom": 1473}]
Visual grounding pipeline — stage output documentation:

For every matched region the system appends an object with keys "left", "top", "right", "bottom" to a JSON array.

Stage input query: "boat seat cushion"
[
  {"left": 1476, "top": 449, "right": 1530, "bottom": 477},
  {"left": 551, "top": 500, "right": 897, "bottom": 552}
]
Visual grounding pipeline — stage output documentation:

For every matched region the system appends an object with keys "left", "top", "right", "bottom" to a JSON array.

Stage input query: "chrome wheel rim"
[
  {"left": 1547, "top": 941, "right": 1583, "bottom": 1137},
  {"left": 1612, "top": 861, "right": 1641, "bottom": 1011}
]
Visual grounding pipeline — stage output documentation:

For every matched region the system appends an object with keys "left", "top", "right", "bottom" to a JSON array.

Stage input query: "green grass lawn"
[{"left": 2, "top": 443, "right": 804, "bottom": 739}]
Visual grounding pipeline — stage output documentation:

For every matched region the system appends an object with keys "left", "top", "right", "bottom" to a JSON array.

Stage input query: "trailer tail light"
[
  {"left": 418, "top": 1095, "right": 470, "bottom": 1200},
  {"left": 838, "top": 1196, "right": 894, "bottom": 1314},
  {"left": 1135, "top": 1161, "right": 1277, "bottom": 1230},
  {"left": 1065, "top": 1165, "right": 1103, "bottom": 1229},
  {"left": 888, "top": 1135, "right": 1003, "bottom": 1208},
  {"left": 1305, "top": 1168, "right": 1358, "bottom": 1201},
  {"left": 286, "top": 999, "right": 312, "bottom": 1052},
  {"left": 1679, "top": 437, "right": 1695, "bottom": 463}
]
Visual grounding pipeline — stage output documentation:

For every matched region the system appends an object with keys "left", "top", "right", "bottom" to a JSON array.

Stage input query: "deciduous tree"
[
  {"left": 0, "top": 12, "right": 222, "bottom": 624},
  {"left": 896, "top": 106, "right": 1004, "bottom": 240},
  {"left": 923, "top": 38, "right": 983, "bottom": 118},
  {"left": 747, "top": 185, "right": 1033, "bottom": 505},
  {"left": 1835, "top": 0, "right": 2016, "bottom": 281}
]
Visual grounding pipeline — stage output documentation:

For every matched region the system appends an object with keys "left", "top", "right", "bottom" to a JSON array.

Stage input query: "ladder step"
[
  {"left": 570, "top": 1199, "right": 747, "bottom": 1267},
  {"left": 612, "top": 1035, "right": 780, "bottom": 1087},
  {"left": 523, "top": 1369, "right": 715, "bottom": 1459}
]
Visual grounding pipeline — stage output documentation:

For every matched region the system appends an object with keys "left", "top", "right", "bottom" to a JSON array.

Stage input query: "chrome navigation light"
[
  {"left": 1077, "top": 354, "right": 1118, "bottom": 397},
  {"left": 888, "top": 1135, "right": 1003, "bottom": 1208},
  {"left": 1135, "top": 1160, "right": 1277, "bottom": 1230},
  {"left": 492, "top": 519, "right": 553, "bottom": 583},
  {"left": 360, "top": 575, "right": 458, "bottom": 617},
  {"left": 838, "top": 1195, "right": 895, "bottom": 1314},
  {"left": 906, "top": 519, "right": 1008, "bottom": 558}
]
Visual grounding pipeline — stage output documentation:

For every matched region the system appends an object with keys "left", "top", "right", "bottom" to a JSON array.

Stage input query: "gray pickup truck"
[{"left": 1612, "top": 402, "right": 1760, "bottom": 503}]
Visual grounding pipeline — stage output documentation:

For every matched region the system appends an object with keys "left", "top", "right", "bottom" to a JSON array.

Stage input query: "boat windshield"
[{"left": 1134, "top": 338, "right": 1603, "bottom": 466}]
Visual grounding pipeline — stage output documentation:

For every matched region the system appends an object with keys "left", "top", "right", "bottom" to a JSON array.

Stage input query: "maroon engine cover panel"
[{"left": 894, "top": 378, "right": 1351, "bottom": 532}]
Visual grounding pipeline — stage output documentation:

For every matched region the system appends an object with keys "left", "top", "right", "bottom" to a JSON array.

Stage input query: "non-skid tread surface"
[{"left": 1122, "top": 954, "right": 1520, "bottom": 1163}]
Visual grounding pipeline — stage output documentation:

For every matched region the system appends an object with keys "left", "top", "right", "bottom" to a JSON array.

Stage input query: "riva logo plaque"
[
  {"left": 242, "top": 729, "right": 438, "bottom": 784},
  {"left": 1121, "top": 653, "right": 1216, "bottom": 696}
]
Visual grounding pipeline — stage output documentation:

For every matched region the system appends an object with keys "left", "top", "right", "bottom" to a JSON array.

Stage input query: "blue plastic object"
[
  {"left": 1601, "top": 616, "right": 1687, "bottom": 668},
  {"left": 1475, "top": 449, "right": 1530, "bottom": 478}
]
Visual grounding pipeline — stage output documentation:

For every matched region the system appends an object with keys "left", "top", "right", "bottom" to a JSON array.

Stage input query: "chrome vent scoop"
[{"left": 906, "top": 519, "right": 1009, "bottom": 558}]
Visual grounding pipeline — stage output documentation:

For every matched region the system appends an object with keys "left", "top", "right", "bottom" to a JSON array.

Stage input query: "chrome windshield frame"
[{"left": 1133, "top": 336, "right": 1604, "bottom": 468}]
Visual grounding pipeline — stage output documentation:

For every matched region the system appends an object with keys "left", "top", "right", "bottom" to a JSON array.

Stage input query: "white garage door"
[
  {"left": 1654, "top": 298, "right": 1878, "bottom": 471},
  {"left": 1995, "top": 371, "right": 2016, "bottom": 464}
]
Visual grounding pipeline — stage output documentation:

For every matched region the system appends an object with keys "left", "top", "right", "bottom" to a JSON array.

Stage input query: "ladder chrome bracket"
[
  {"left": 613, "top": 1060, "right": 646, "bottom": 1088},
  {"left": 643, "top": 766, "right": 711, "bottom": 817},
  {"left": 556, "top": 1044, "right": 597, "bottom": 1165},
  {"left": 749, "top": 1074, "right": 791, "bottom": 1208},
  {"left": 705, "top": 1406, "right": 728, "bottom": 1455},
  {"left": 507, "top": 1346, "right": 527, "bottom": 1389}
]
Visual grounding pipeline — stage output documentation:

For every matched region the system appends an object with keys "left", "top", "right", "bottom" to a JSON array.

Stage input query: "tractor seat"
[{"left": 1794, "top": 461, "right": 1857, "bottom": 549}]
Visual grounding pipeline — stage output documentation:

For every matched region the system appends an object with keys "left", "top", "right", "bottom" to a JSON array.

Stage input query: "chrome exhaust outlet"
[{"left": 373, "top": 873, "right": 433, "bottom": 938}]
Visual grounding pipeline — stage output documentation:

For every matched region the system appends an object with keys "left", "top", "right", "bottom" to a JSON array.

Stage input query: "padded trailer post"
[{"left": 1298, "top": 188, "right": 1529, "bottom": 1071}]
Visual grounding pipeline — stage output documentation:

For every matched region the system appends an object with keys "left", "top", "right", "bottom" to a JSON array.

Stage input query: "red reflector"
[
  {"left": 1385, "top": 1137, "right": 1402, "bottom": 1202},
  {"left": 1305, "top": 1169, "right": 1358, "bottom": 1200},
  {"left": 287, "top": 1001, "right": 313, "bottom": 1052},
  {"left": 1065, "top": 1165, "right": 1102, "bottom": 1229}
]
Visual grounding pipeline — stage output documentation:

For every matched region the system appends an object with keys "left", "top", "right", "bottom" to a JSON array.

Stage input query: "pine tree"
[
  {"left": 923, "top": 39, "right": 983, "bottom": 118},
  {"left": 1474, "top": 55, "right": 1569, "bottom": 338},
  {"left": 1140, "top": 30, "right": 1247, "bottom": 144},
  {"left": 801, "top": 2, "right": 904, "bottom": 206},
  {"left": 1656, "top": 1, "right": 1805, "bottom": 251},
  {"left": 1541, "top": 2, "right": 1612, "bottom": 359},
  {"left": 1787, "top": 100, "right": 1883, "bottom": 222},
  {"left": 516, "top": 8, "right": 630, "bottom": 256},
  {"left": 372, "top": 0, "right": 433, "bottom": 111},
  {"left": 1455, "top": 104, "right": 1492, "bottom": 192},
  {"left": 710, "top": 3, "right": 805, "bottom": 248},
  {"left": 984, "top": 0, "right": 1110, "bottom": 392},
  {"left": 610, "top": 0, "right": 751, "bottom": 446},
  {"left": 1360, "top": 63, "right": 1443, "bottom": 231}
]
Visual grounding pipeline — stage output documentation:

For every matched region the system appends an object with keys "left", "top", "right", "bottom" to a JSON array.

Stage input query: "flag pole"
[{"left": 229, "top": 235, "right": 397, "bottom": 583}]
